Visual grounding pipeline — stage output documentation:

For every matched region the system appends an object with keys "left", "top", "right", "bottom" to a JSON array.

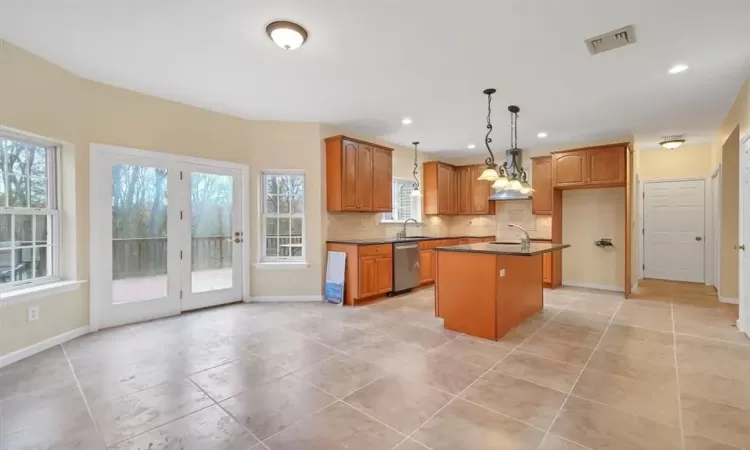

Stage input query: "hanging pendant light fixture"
[
  {"left": 499, "top": 105, "right": 531, "bottom": 192},
  {"left": 410, "top": 141, "right": 422, "bottom": 197},
  {"left": 477, "top": 89, "right": 504, "bottom": 183}
]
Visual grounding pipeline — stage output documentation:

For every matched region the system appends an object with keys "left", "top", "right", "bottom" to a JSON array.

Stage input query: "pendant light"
[
  {"left": 477, "top": 89, "right": 504, "bottom": 183},
  {"left": 499, "top": 105, "right": 531, "bottom": 192},
  {"left": 410, "top": 141, "right": 422, "bottom": 197}
]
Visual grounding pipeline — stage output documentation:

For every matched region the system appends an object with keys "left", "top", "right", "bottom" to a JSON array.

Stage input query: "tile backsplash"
[{"left": 326, "top": 200, "right": 552, "bottom": 241}]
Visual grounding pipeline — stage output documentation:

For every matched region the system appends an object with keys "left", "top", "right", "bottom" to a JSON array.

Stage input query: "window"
[
  {"left": 0, "top": 135, "right": 59, "bottom": 290},
  {"left": 382, "top": 178, "right": 421, "bottom": 222},
  {"left": 262, "top": 172, "right": 305, "bottom": 261}
]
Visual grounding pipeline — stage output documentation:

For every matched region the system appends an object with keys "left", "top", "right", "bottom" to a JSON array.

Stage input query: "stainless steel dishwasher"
[{"left": 393, "top": 242, "right": 420, "bottom": 293}]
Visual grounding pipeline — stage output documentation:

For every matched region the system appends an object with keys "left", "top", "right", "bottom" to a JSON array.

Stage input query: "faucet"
[
  {"left": 508, "top": 224, "right": 531, "bottom": 250},
  {"left": 398, "top": 218, "right": 419, "bottom": 239}
]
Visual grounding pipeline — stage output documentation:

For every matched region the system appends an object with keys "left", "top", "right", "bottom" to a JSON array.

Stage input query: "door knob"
[
  {"left": 234, "top": 238, "right": 243, "bottom": 243},
  {"left": 695, "top": 237, "right": 702, "bottom": 241},
  {"left": 735, "top": 244, "right": 746, "bottom": 251},
  {"left": 234, "top": 231, "right": 243, "bottom": 237}
]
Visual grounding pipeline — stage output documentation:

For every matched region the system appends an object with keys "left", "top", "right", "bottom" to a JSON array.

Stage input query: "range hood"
[{"left": 488, "top": 149, "right": 532, "bottom": 201}]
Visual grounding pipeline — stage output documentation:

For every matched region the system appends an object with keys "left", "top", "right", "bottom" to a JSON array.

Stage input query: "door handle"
[
  {"left": 695, "top": 237, "right": 702, "bottom": 241},
  {"left": 234, "top": 238, "right": 243, "bottom": 243},
  {"left": 735, "top": 244, "right": 745, "bottom": 251}
]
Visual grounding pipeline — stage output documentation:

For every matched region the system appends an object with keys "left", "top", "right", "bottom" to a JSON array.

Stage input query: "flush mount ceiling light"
[
  {"left": 401, "top": 117, "right": 413, "bottom": 125},
  {"left": 411, "top": 141, "right": 422, "bottom": 197},
  {"left": 659, "top": 135, "right": 686, "bottom": 149},
  {"left": 266, "top": 21, "right": 308, "bottom": 50},
  {"left": 668, "top": 64, "right": 689, "bottom": 74},
  {"left": 537, "top": 132, "right": 548, "bottom": 138}
]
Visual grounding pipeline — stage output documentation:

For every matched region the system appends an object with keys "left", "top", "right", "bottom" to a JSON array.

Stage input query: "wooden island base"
[{"left": 436, "top": 251, "right": 544, "bottom": 340}]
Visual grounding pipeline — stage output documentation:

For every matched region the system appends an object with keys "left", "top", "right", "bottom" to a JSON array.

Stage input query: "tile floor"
[{"left": 1, "top": 280, "right": 748, "bottom": 450}]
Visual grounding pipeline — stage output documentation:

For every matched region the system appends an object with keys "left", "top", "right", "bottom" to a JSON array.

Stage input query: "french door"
[{"left": 90, "top": 145, "right": 245, "bottom": 329}]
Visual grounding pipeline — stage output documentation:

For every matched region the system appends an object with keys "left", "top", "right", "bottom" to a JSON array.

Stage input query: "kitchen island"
[{"left": 435, "top": 242, "right": 569, "bottom": 340}]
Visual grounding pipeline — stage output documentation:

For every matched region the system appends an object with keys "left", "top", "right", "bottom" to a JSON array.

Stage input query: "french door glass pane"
[
  {"left": 111, "top": 164, "right": 168, "bottom": 304},
  {"left": 190, "top": 172, "right": 233, "bottom": 293}
]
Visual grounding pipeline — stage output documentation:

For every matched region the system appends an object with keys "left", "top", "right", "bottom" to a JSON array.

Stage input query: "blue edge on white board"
[{"left": 324, "top": 251, "right": 346, "bottom": 305}]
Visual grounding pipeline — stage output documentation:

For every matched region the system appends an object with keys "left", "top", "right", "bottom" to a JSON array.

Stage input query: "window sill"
[
  {"left": 1, "top": 280, "right": 87, "bottom": 307},
  {"left": 253, "top": 262, "right": 310, "bottom": 270},
  {"left": 380, "top": 220, "right": 424, "bottom": 224}
]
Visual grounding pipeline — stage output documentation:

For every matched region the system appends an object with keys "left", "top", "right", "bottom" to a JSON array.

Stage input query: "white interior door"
[
  {"left": 643, "top": 179, "right": 705, "bottom": 283},
  {"left": 181, "top": 165, "right": 243, "bottom": 311},
  {"left": 739, "top": 136, "right": 750, "bottom": 335},
  {"left": 91, "top": 145, "right": 246, "bottom": 329}
]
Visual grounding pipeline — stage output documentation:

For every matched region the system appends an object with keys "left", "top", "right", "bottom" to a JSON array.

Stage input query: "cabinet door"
[
  {"left": 553, "top": 150, "right": 587, "bottom": 187},
  {"left": 437, "top": 163, "right": 453, "bottom": 214},
  {"left": 358, "top": 256, "right": 378, "bottom": 298},
  {"left": 448, "top": 166, "right": 458, "bottom": 214},
  {"left": 542, "top": 253, "right": 552, "bottom": 284},
  {"left": 342, "top": 140, "right": 359, "bottom": 211},
  {"left": 372, "top": 147, "right": 392, "bottom": 211},
  {"left": 587, "top": 147, "right": 625, "bottom": 186},
  {"left": 470, "top": 165, "right": 493, "bottom": 214},
  {"left": 356, "top": 144, "right": 374, "bottom": 211},
  {"left": 531, "top": 157, "right": 552, "bottom": 215},
  {"left": 458, "top": 167, "right": 471, "bottom": 214},
  {"left": 419, "top": 250, "right": 434, "bottom": 284},
  {"left": 376, "top": 255, "right": 393, "bottom": 294}
]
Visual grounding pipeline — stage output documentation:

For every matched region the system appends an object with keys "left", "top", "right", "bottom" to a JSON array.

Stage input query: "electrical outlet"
[
  {"left": 499, "top": 268, "right": 506, "bottom": 277},
  {"left": 28, "top": 305, "right": 39, "bottom": 322}
]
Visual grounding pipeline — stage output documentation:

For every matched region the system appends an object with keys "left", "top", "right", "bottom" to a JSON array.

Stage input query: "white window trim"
[
  {"left": 1, "top": 280, "right": 85, "bottom": 307},
  {"left": 1, "top": 133, "right": 62, "bottom": 293},
  {"left": 380, "top": 177, "right": 423, "bottom": 224},
  {"left": 260, "top": 170, "right": 307, "bottom": 264}
]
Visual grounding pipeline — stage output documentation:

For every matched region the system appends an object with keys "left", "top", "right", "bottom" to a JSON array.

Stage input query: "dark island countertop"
[
  {"left": 435, "top": 242, "right": 570, "bottom": 256},
  {"left": 326, "top": 236, "right": 552, "bottom": 245}
]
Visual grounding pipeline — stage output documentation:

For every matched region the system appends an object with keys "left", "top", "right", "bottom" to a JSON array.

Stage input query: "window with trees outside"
[
  {"left": 263, "top": 172, "right": 305, "bottom": 261},
  {"left": 382, "top": 178, "right": 421, "bottom": 222},
  {"left": 0, "top": 135, "right": 59, "bottom": 291}
]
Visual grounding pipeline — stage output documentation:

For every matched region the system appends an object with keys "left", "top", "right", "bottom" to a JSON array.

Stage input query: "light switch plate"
[
  {"left": 28, "top": 305, "right": 39, "bottom": 322},
  {"left": 499, "top": 269, "right": 506, "bottom": 277}
]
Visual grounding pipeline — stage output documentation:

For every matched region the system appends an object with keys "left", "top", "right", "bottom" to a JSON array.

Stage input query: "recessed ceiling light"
[
  {"left": 401, "top": 117, "right": 412, "bottom": 125},
  {"left": 537, "top": 132, "right": 548, "bottom": 138},
  {"left": 668, "top": 64, "right": 688, "bottom": 74},
  {"left": 467, "top": 144, "right": 476, "bottom": 149},
  {"left": 266, "top": 21, "right": 308, "bottom": 50}
]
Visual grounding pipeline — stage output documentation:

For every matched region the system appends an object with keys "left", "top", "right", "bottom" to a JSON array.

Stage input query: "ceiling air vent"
[{"left": 585, "top": 25, "right": 636, "bottom": 55}]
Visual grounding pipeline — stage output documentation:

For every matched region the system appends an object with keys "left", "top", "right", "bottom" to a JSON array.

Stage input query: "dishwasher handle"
[{"left": 395, "top": 244, "right": 419, "bottom": 249}]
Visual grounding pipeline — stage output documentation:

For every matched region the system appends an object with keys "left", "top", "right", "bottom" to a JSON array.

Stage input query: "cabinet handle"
[{"left": 735, "top": 244, "right": 745, "bottom": 251}]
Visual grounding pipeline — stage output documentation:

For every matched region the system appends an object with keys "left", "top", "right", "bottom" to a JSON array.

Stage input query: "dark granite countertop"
[
  {"left": 435, "top": 242, "right": 570, "bottom": 256},
  {"left": 326, "top": 235, "right": 494, "bottom": 245}
]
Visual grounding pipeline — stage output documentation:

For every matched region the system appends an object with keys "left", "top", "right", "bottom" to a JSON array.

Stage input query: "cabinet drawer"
[{"left": 359, "top": 244, "right": 393, "bottom": 257}]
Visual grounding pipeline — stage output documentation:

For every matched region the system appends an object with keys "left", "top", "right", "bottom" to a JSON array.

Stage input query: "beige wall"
[
  {"left": 638, "top": 145, "right": 713, "bottom": 180},
  {"left": 0, "top": 41, "right": 328, "bottom": 355},
  {"left": 562, "top": 188, "right": 626, "bottom": 290}
]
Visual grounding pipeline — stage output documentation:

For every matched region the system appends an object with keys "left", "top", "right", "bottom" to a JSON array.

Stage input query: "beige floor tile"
[
  {"left": 219, "top": 374, "right": 334, "bottom": 440},
  {"left": 550, "top": 396, "right": 681, "bottom": 450},
  {"left": 429, "top": 336, "right": 513, "bottom": 369},
  {"left": 412, "top": 398, "right": 545, "bottom": 450},
  {"left": 564, "top": 298, "right": 621, "bottom": 317},
  {"left": 678, "top": 369, "right": 750, "bottom": 411},
  {"left": 585, "top": 349, "right": 676, "bottom": 387},
  {"left": 597, "top": 324, "right": 675, "bottom": 363},
  {"left": 676, "top": 335, "right": 750, "bottom": 382},
  {"left": 0, "top": 353, "right": 75, "bottom": 399},
  {"left": 0, "top": 381, "right": 89, "bottom": 437},
  {"left": 390, "top": 351, "right": 487, "bottom": 394},
  {"left": 252, "top": 337, "right": 340, "bottom": 372},
  {"left": 0, "top": 408, "right": 104, "bottom": 450},
  {"left": 462, "top": 371, "right": 567, "bottom": 429},
  {"left": 538, "top": 434, "right": 591, "bottom": 450},
  {"left": 307, "top": 324, "right": 386, "bottom": 351},
  {"left": 393, "top": 438, "right": 430, "bottom": 450},
  {"left": 264, "top": 401, "right": 403, "bottom": 450},
  {"left": 674, "top": 318, "right": 750, "bottom": 346},
  {"left": 189, "top": 356, "right": 289, "bottom": 401},
  {"left": 551, "top": 310, "right": 611, "bottom": 332},
  {"left": 681, "top": 394, "right": 750, "bottom": 449},
  {"left": 572, "top": 368, "right": 679, "bottom": 426},
  {"left": 612, "top": 306, "right": 673, "bottom": 332},
  {"left": 344, "top": 374, "right": 453, "bottom": 434},
  {"left": 533, "top": 322, "right": 603, "bottom": 348},
  {"left": 494, "top": 352, "right": 583, "bottom": 393},
  {"left": 377, "top": 322, "right": 451, "bottom": 350},
  {"left": 109, "top": 405, "right": 258, "bottom": 450},
  {"left": 620, "top": 298, "right": 671, "bottom": 310},
  {"left": 293, "top": 354, "right": 385, "bottom": 398},
  {"left": 683, "top": 434, "right": 743, "bottom": 450},
  {"left": 90, "top": 380, "right": 213, "bottom": 446},
  {"left": 516, "top": 335, "right": 594, "bottom": 366},
  {"left": 346, "top": 334, "right": 427, "bottom": 371}
]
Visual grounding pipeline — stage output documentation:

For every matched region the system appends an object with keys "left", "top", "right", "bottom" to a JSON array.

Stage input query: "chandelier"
[{"left": 476, "top": 89, "right": 532, "bottom": 193}]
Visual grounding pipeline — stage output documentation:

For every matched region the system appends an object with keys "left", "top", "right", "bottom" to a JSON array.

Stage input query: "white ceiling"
[{"left": 2, "top": 0, "right": 749, "bottom": 154}]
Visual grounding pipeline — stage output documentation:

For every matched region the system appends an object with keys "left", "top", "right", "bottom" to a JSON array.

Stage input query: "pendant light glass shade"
[
  {"left": 410, "top": 188, "right": 422, "bottom": 197},
  {"left": 519, "top": 180, "right": 533, "bottom": 193},
  {"left": 492, "top": 176, "right": 509, "bottom": 189},
  {"left": 507, "top": 179, "right": 523, "bottom": 191},
  {"left": 477, "top": 167, "right": 500, "bottom": 181}
]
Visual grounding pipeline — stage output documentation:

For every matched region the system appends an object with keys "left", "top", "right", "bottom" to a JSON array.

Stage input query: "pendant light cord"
[{"left": 484, "top": 91, "right": 495, "bottom": 168}]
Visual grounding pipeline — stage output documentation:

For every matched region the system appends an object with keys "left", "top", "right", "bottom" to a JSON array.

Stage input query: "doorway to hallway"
[{"left": 89, "top": 144, "right": 249, "bottom": 329}]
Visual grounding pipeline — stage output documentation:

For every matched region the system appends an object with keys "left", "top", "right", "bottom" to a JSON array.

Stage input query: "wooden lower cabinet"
[
  {"left": 376, "top": 255, "right": 393, "bottom": 294},
  {"left": 419, "top": 249, "right": 434, "bottom": 284},
  {"left": 358, "top": 255, "right": 379, "bottom": 298},
  {"left": 542, "top": 252, "right": 552, "bottom": 284}
]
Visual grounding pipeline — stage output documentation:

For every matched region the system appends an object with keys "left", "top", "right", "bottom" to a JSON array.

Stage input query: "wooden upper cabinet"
[
  {"left": 470, "top": 165, "right": 495, "bottom": 215},
  {"left": 552, "top": 150, "right": 587, "bottom": 187},
  {"left": 587, "top": 146, "right": 626, "bottom": 186},
  {"left": 458, "top": 166, "right": 471, "bottom": 215},
  {"left": 531, "top": 157, "right": 552, "bottom": 215},
  {"left": 372, "top": 147, "right": 393, "bottom": 211},
  {"left": 325, "top": 135, "right": 393, "bottom": 212},
  {"left": 437, "top": 163, "right": 454, "bottom": 215}
]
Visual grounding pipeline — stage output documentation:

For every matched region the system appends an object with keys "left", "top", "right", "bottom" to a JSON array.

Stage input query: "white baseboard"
[
  {"left": 719, "top": 296, "right": 739, "bottom": 304},
  {"left": 562, "top": 282, "right": 625, "bottom": 293},
  {"left": 247, "top": 295, "right": 322, "bottom": 303},
  {"left": 0, "top": 325, "right": 89, "bottom": 368}
]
